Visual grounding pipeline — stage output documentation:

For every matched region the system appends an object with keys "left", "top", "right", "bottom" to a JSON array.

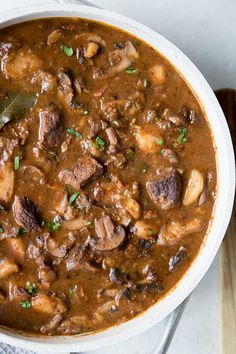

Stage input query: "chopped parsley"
[
  {"left": 0, "top": 226, "right": 4, "bottom": 233},
  {"left": 18, "top": 227, "right": 26, "bottom": 236},
  {"left": 156, "top": 137, "right": 164, "bottom": 145},
  {"left": 159, "top": 149, "right": 164, "bottom": 156},
  {"left": 177, "top": 128, "right": 188, "bottom": 143},
  {"left": 125, "top": 67, "right": 136, "bottom": 74},
  {"left": 69, "top": 192, "right": 79, "bottom": 205},
  {"left": 14, "top": 155, "right": 21, "bottom": 170},
  {"left": 60, "top": 43, "right": 74, "bottom": 57},
  {"left": 66, "top": 127, "right": 83, "bottom": 139},
  {"left": 140, "top": 161, "right": 148, "bottom": 173},
  {"left": 126, "top": 149, "right": 135, "bottom": 160},
  {"left": 26, "top": 282, "right": 37, "bottom": 295},
  {"left": 147, "top": 229, "right": 156, "bottom": 236},
  {"left": 20, "top": 300, "right": 31, "bottom": 309},
  {"left": 47, "top": 221, "right": 61, "bottom": 232},
  {"left": 84, "top": 220, "right": 92, "bottom": 226},
  {"left": 95, "top": 136, "right": 106, "bottom": 147}
]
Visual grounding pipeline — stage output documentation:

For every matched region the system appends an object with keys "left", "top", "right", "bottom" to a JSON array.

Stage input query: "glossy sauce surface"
[{"left": 0, "top": 18, "right": 216, "bottom": 335}]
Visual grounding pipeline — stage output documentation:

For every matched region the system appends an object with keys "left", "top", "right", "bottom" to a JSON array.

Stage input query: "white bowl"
[{"left": 0, "top": 3, "right": 234, "bottom": 353}]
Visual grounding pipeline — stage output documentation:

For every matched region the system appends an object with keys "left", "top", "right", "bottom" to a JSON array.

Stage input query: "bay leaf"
[{"left": 0, "top": 91, "right": 37, "bottom": 130}]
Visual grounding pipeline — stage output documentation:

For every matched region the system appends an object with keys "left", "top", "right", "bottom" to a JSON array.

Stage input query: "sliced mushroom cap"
[
  {"left": 102, "top": 41, "right": 139, "bottom": 79},
  {"left": 94, "top": 215, "right": 125, "bottom": 251},
  {"left": 40, "top": 313, "right": 64, "bottom": 334},
  {"left": 76, "top": 32, "right": 106, "bottom": 47},
  {"left": 183, "top": 169, "right": 204, "bottom": 206},
  {"left": 47, "top": 29, "right": 63, "bottom": 46}
]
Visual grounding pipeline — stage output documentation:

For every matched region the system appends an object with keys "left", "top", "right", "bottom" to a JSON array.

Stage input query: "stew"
[{"left": 0, "top": 18, "right": 216, "bottom": 335}]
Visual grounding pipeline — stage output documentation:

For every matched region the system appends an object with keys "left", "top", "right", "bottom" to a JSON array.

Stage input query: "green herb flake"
[
  {"left": 140, "top": 162, "right": 148, "bottom": 173},
  {"left": 84, "top": 220, "right": 92, "bottom": 226},
  {"left": 95, "top": 136, "right": 106, "bottom": 147},
  {"left": 147, "top": 229, "right": 155, "bottom": 236},
  {"left": 83, "top": 110, "right": 89, "bottom": 115},
  {"left": 159, "top": 149, "right": 164, "bottom": 156},
  {"left": 20, "top": 300, "right": 31, "bottom": 309},
  {"left": 47, "top": 221, "right": 61, "bottom": 232},
  {"left": 66, "top": 127, "right": 83, "bottom": 139},
  {"left": 60, "top": 43, "right": 74, "bottom": 57},
  {"left": 177, "top": 128, "right": 188, "bottom": 143},
  {"left": 0, "top": 226, "right": 4, "bottom": 233},
  {"left": 26, "top": 282, "right": 37, "bottom": 295},
  {"left": 125, "top": 67, "right": 136, "bottom": 74},
  {"left": 126, "top": 149, "right": 135, "bottom": 160},
  {"left": 69, "top": 192, "right": 79, "bottom": 205},
  {"left": 156, "top": 137, "right": 164, "bottom": 145},
  {"left": 18, "top": 227, "right": 26, "bottom": 236},
  {"left": 14, "top": 155, "right": 21, "bottom": 170}
]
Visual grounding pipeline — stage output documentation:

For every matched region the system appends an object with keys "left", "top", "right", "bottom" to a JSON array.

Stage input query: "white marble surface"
[{"left": 0, "top": 0, "right": 231, "bottom": 353}]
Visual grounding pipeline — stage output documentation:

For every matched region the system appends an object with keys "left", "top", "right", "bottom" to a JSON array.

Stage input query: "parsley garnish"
[
  {"left": 26, "top": 282, "right": 37, "bottom": 295},
  {"left": 18, "top": 227, "right": 26, "bottom": 236},
  {"left": 84, "top": 220, "right": 92, "bottom": 226},
  {"left": 125, "top": 67, "right": 136, "bottom": 74},
  {"left": 20, "top": 300, "right": 31, "bottom": 309},
  {"left": 47, "top": 221, "right": 61, "bottom": 232},
  {"left": 95, "top": 136, "right": 106, "bottom": 147},
  {"left": 177, "top": 128, "right": 188, "bottom": 143},
  {"left": 0, "top": 226, "right": 4, "bottom": 233},
  {"left": 147, "top": 229, "right": 156, "bottom": 236},
  {"left": 69, "top": 192, "right": 79, "bottom": 205},
  {"left": 66, "top": 127, "right": 83, "bottom": 139},
  {"left": 140, "top": 161, "right": 148, "bottom": 173},
  {"left": 14, "top": 155, "right": 21, "bottom": 170},
  {"left": 156, "top": 137, "right": 164, "bottom": 145},
  {"left": 60, "top": 43, "right": 74, "bottom": 57}
]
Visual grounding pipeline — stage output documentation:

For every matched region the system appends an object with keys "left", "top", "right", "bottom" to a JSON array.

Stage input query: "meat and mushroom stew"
[{"left": 0, "top": 18, "right": 216, "bottom": 335}]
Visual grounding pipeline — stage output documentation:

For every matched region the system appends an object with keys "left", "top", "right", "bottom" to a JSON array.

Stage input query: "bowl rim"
[{"left": 0, "top": 3, "right": 234, "bottom": 352}]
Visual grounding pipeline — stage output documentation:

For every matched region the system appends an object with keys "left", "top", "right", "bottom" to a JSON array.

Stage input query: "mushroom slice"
[
  {"left": 102, "top": 41, "right": 139, "bottom": 79},
  {"left": 158, "top": 218, "right": 203, "bottom": 246},
  {"left": 40, "top": 314, "right": 64, "bottom": 334},
  {"left": 76, "top": 32, "right": 106, "bottom": 47},
  {"left": 183, "top": 169, "right": 204, "bottom": 206},
  {"left": 47, "top": 29, "right": 63, "bottom": 46},
  {"left": 0, "top": 162, "right": 14, "bottom": 203},
  {"left": 94, "top": 215, "right": 125, "bottom": 251}
]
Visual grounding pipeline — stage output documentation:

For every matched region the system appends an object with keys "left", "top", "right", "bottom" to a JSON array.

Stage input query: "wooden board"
[{"left": 215, "top": 89, "right": 236, "bottom": 354}]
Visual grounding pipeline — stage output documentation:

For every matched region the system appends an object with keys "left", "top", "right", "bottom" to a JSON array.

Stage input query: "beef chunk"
[
  {"left": 59, "top": 156, "right": 103, "bottom": 190},
  {"left": 57, "top": 70, "right": 74, "bottom": 106},
  {"left": 12, "top": 196, "right": 41, "bottom": 231},
  {"left": 146, "top": 168, "right": 182, "bottom": 209},
  {"left": 168, "top": 246, "right": 187, "bottom": 272},
  {"left": 38, "top": 104, "right": 63, "bottom": 148}
]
